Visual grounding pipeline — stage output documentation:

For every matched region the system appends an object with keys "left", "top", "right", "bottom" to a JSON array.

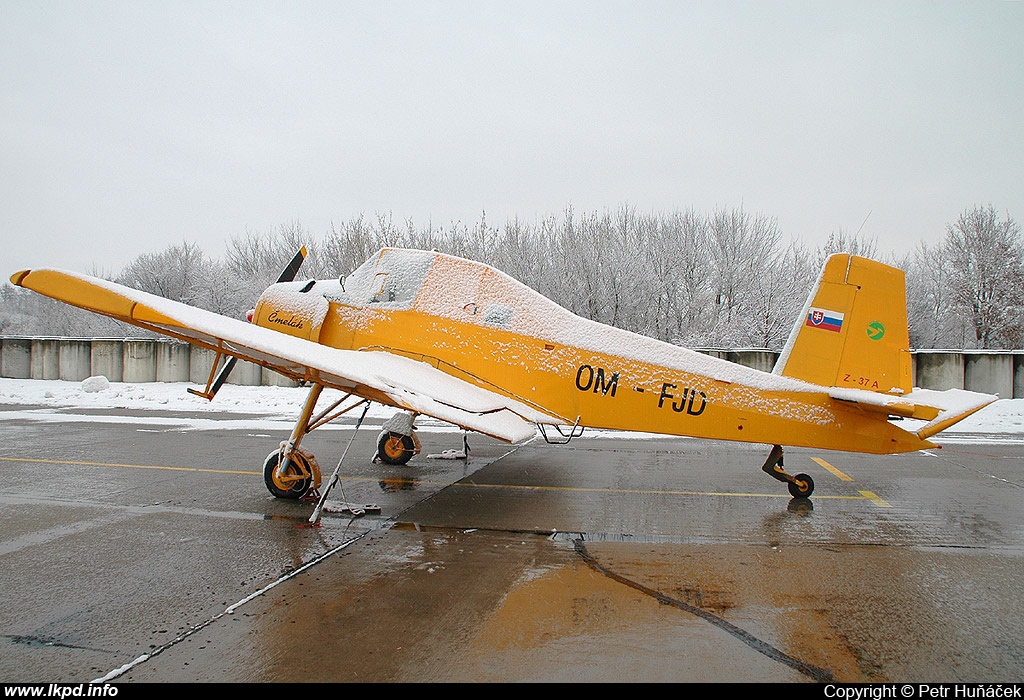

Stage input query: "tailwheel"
[
  {"left": 761, "top": 444, "right": 815, "bottom": 499},
  {"left": 377, "top": 431, "right": 415, "bottom": 465},
  {"left": 788, "top": 472, "right": 814, "bottom": 499},
  {"left": 264, "top": 447, "right": 321, "bottom": 499}
]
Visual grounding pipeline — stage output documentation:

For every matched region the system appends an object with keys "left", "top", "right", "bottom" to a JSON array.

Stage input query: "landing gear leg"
[
  {"left": 760, "top": 444, "right": 814, "bottom": 498},
  {"left": 375, "top": 411, "right": 421, "bottom": 465},
  {"left": 264, "top": 384, "right": 324, "bottom": 499}
]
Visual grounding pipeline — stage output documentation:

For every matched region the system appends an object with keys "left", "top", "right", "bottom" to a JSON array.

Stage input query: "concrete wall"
[
  {"left": 122, "top": 340, "right": 157, "bottom": 383},
  {"left": 0, "top": 337, "right": 294, "bottom": 387},
  {"left": 914, "top": 351, "right": 965, "bottom": 391},
  {"left": 58, "top": 340, "right": 92, "bottom": 381},
  {"left": 1, "top": 338, "right": 31, "bottom": 379},
  {"left": 187, "top": 346, "right": 288, "bottom": 388},
  {"left": 263, "top": 366, "right": 299, "bottom": 387},
  {"left": 189, "top": 346, "right": 219, "bottom": 385},
  {"left": 30, "top": 339, "right": 60, "bottom": 380},
  {"left": 90, "top": 340, "right": 124, "bottom": 382},
  {"left": 155, "top": 342, "right": 190, "bottom": 382},
  {"left": 231, "top": 359, "right": 265, "bottom": 386},
  {"left": 727, "top": 350, "right": 779, "bottom": 373},
  {"left": 1, "top": 337, "right": 1022, "bottom": 397},
  {"left": 965, "top": 353, "right": 1015, "bottom": 399},
  {"left": 915, "top": 350, "right": 1021, "bottom": 399}
]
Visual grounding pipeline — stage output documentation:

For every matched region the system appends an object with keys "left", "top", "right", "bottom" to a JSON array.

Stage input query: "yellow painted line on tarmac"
[
  {"left": 0, "top": 456, "right": 891, "bottom": 506},
  {"left": 446, "top": 481, "right": 874, "bottom": 502},
  {"left": 809, "top": 457, "right": 890, "bottom": 508},
  {"left": 858, "top": 490, "right": 892, "bottom": 508},
  {"left": 0, "top": 455, "right": 259, "bottom": 476},
  {"left": 811, "top": 457, "right": 854, "bottom": 481}
]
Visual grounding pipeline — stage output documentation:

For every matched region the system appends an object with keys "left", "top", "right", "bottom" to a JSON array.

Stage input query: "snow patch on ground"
[
  {"left": 0, "top": 378, "right": 394, "bottom": 421},
  {"left": 1, "top": 378, "right": 1023, "bottom": 443}
]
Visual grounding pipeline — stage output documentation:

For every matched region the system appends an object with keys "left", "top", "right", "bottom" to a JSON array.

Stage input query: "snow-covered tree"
[
  {"left": 700, "top": 208, "right": 785, "bottom": 347},
  {"left": 941, "top": 205, "right": 1023, "bottom": 348},
  {"left": 813, "top": 228, "right": 879, "bottom": 270},
  {"left": 6, "top": 204, "right": 1022, "bottom": 351},
  {"left": 741, "top": 240, "right": 816, "bottom": 349}
]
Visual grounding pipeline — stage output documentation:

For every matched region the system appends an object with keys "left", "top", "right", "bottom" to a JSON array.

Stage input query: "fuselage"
[{"left": 252, "top": 248, "right": 932, "bottom": 454}]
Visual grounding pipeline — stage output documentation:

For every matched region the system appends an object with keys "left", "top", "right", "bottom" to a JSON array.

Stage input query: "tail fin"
[{"left": 773, "top": 254, "right": 913, "bottom": 394}]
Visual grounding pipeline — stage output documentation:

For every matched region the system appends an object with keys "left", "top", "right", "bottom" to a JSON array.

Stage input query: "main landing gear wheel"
[
  {"left": 264, "top": 449, "right": 318, "bottom": 499},
  {"left": 788, "top": 472, "right": 814, "bottom": 499},
  {"left": 377, "top": 431, "right": 415, "bottom": 465}
]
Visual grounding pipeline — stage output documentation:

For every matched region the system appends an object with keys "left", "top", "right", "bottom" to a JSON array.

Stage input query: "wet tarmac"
[{"left": 1, "top": 404, "right": 1022, "bottom": 682}]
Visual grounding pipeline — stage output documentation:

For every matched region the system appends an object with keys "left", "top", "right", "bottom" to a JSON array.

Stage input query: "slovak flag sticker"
[{"left": 806, "top": 307, "right": 844, "bottom": 333}]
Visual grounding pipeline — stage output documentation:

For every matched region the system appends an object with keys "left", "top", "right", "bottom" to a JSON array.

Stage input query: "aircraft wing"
[{"left": 10, "top": 268, "right": 558, "bottom": 443}]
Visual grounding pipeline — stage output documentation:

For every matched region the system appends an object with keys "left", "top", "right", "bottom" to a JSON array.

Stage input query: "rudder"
[{"left": 773, "top": 254, "right": 913, "bottom": 394}]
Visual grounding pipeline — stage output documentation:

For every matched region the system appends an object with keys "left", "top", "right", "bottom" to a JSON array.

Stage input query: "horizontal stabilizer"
[
  {"left": 829, "top": 386, "right": 997, "bottom": 438},
  {"left": 901, "top": 388, "right": 999, "bottom": 439},
  {"left": 828, "top": 387, "right": 940, "bottom": 420}
]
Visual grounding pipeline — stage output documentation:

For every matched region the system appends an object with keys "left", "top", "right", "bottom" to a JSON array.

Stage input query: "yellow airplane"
[{"left": 10, "top": 248, "right": 996, "bottom": 504}]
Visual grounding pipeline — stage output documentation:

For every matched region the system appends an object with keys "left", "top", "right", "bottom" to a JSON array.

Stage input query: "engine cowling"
[{"left": 252, "top": 281, "right": 329, "bottom": 342}]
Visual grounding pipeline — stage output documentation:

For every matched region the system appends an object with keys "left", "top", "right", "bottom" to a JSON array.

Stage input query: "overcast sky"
[{"left": 2, "top": 1, "right": 1022, "bottom": 275}]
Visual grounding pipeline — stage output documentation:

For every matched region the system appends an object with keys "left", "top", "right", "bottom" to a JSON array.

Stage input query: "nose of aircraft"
[{"left": 251, "top": 281, "right": 330, "bottom": 342}]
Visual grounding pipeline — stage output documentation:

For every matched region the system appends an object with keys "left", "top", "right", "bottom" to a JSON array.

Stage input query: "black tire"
[
  {"left": 788, "top": 472, "right": 814, "bottom": 499},
  {"left": 264, "top": 450, "right": 313, "bottom": 499},
  {"left": 377, "top": 431, "right": 415, "bottom": 465}
]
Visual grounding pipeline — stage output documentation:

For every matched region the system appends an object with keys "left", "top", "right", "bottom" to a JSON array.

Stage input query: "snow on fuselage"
[{"left": 251, "top": 248, "right": 933, "bottom": 454}]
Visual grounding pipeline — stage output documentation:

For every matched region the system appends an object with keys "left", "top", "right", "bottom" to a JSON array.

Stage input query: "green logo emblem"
[{"left": 867, "top": 322, "right": 885, "bottom": 340}]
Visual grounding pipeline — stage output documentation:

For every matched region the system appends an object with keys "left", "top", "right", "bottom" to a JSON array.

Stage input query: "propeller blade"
[
  {"left": 187, "top": 355, "right": 238, "bottom": 400},
  {"left": 277, "top": 246, "right": 308, "bottom": 283},
  {"left": 208, "top": 356, "right": 238, "bottom": 396}
]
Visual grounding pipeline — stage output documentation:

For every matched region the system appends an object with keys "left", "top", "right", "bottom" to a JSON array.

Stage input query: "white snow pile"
[{"left": 81, "top": 375, "right": 110, "bottom": 393}]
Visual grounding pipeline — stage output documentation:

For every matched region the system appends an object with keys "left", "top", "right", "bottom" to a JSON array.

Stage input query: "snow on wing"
[{"left": 10, "top": 268, "right": 550, "bottom": 443}]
